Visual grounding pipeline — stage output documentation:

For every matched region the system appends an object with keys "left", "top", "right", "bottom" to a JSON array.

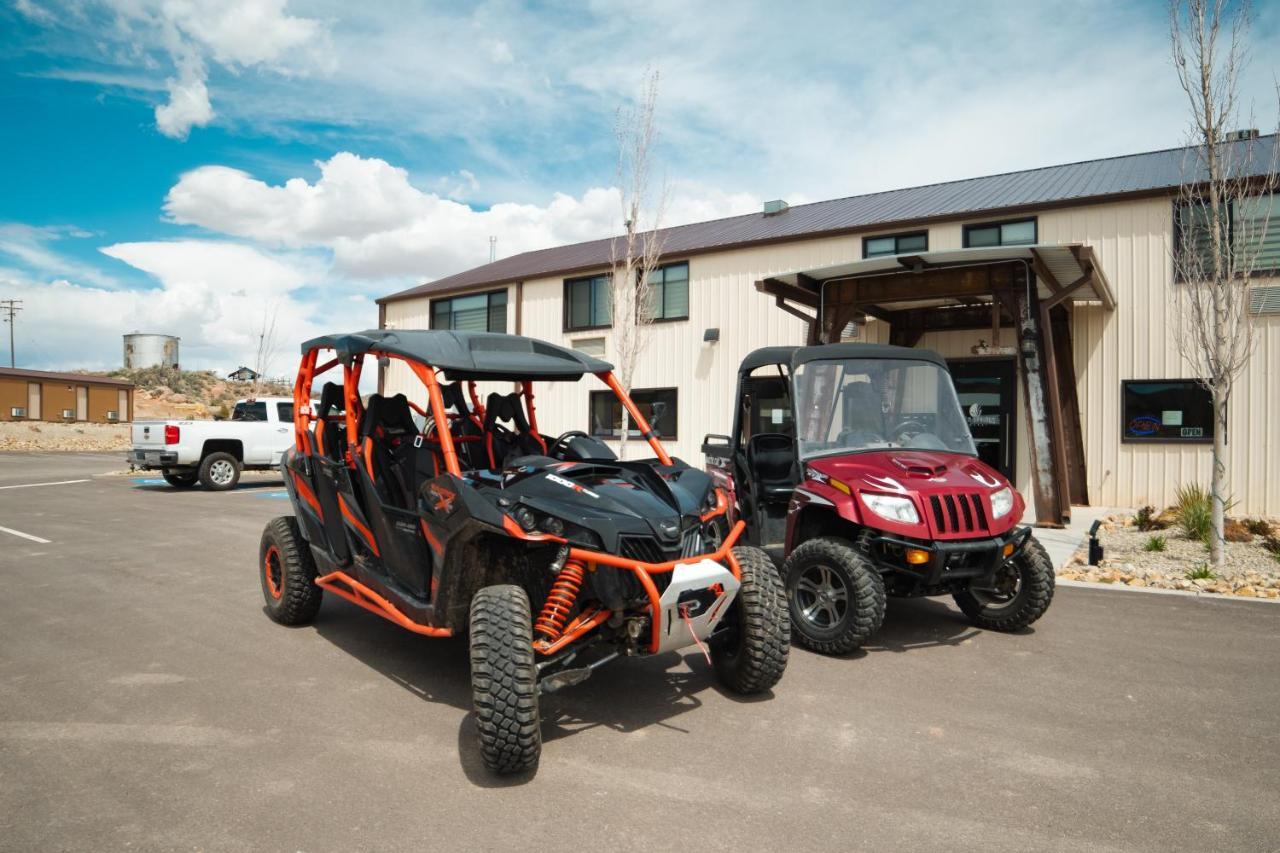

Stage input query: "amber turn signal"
[
  {"left": 1002, "top": 542, "right": 1015, "bottom": 558},
  {"left": 905, "top": 548, "right": 930, "bottom": 565}
]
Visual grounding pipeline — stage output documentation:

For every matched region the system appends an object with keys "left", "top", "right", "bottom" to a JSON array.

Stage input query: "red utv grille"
[{"left": 928, "top": 493, "right": 990, "bottom": 535}]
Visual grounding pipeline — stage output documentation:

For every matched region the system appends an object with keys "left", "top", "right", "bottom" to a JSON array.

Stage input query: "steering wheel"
[
  {"left": 890, "top": 419, "right": 928, "bottom": 443},
  {"left": 549, "top": 430, "right": 592, "bottom": 459}
]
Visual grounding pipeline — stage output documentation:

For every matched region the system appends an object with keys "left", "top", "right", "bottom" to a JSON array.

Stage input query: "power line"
[{"left": 0, "top": 299, "right": 21, "bottom": 368}]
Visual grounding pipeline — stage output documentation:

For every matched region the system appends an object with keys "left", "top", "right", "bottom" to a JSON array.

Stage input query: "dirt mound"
[
  {"left": 0, "top": 421, "right": 130, "bottom": 452},
  {"left": 87, "top": 367, "right": 293, "bottom": 421}
]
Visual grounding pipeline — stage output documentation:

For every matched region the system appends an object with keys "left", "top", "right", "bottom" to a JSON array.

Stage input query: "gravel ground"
[
  {"left": 0, "top": 421, "right": 130, "bottom": 451},
  {"left": 1059, "top": 515, "right": 1280, "bottom": 597}
]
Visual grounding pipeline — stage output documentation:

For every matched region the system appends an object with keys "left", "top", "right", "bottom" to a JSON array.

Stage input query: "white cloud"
[
  {"left": 154, "top": 51, "right": 213, "bottom": 139},
  {"left": 161, "top": 0, "right": 321, "bottom": 69},
  {"left": 163, "top": 152, "right": 760, "bottom": 281},
  {"left": 0, "top": 224, "right": 124, "bottom": 290}
]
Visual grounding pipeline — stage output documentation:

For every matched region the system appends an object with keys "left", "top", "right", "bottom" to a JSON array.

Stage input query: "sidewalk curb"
[{"left": 1056, "top": 577, "right": 1280, "bottom": 604}]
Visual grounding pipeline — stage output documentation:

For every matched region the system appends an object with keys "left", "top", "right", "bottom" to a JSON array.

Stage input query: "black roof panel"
[
  {"left": 790, "top": 343, "right": 948, "bottom": 370},
  {"left": 302, "top": 329, "right": 613, "bottom": 381}
]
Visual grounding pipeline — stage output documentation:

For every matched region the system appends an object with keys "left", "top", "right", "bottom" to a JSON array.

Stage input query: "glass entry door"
[{"left": 948, "top": 359, "right": 1017, "bottom": 480}]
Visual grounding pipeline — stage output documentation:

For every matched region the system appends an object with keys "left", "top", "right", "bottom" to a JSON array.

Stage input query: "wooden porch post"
[
  {"left": 1012, "top": 284, "right": 1066, "bottom": 527},
  {"left": 1050, "top": 306, "right": 1089, "bottom": 505}
]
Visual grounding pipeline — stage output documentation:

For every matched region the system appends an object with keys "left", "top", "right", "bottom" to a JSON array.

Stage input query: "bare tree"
[
  {"left": 251, "top": 299, "right": 281, "bottom": 397},
  {"left": 1169, "top": 0, "right": 1278, "bottom": 565},
  {"left": 609, "top": 69, "right": 668, "bottom": 459}
]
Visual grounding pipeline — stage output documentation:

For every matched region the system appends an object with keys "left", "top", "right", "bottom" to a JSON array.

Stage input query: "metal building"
[{"left": 123, "top": 333, "right": 180, "bottom": 369}]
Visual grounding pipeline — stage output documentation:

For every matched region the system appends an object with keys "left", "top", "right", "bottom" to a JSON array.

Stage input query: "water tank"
[{"left": 123, "top": 333, "right": 180, "bottom": 369}]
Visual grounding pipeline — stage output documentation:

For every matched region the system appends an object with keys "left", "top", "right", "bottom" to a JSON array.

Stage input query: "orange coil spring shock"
[{"left": 534, "top": 560, "right": 586, "bottom": 640}]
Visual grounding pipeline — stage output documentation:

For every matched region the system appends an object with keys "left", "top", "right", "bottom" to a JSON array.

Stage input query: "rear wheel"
[
  {"left": 783, "top": 536, "right": 886, "bottom": 655},
  {"left": 953, "top": 536, "right": 1054, "bottom": 631},
  {"left": 469, "top": 585, "right": 540, "bottom": 775},
  {"left": 199, "top": 451, "right": 241, "bottom": 491},
  {"left": 162, "top": 470, "right": 198, "bottom": 488},
  {"left": 712, "top": 546, "right": 789, "bottom": 693},
  {"left": 259, "top": 516, "right": 323, "bottom": 625}
]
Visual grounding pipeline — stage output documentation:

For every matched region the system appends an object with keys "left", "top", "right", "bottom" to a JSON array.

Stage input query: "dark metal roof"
[
  {"left": 302, "top": 329, "right": 613, "bottom": 381},
  {"left": 791, "top": 343, "right": 947, "bottom": 370},
  {"left": 380, "top": 134, "right": 1277, "bottom": 305},
  {"left": 0, "top": 367, "right": 134, "bottom": 387}
]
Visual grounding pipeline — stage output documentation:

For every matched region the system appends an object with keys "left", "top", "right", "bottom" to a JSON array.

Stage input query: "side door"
[
  {"left": 269, "top": 401, "right": 295, "bottom": 465},
  {"left": 231, "top": 400, "right": 272, "bottom": 464}
]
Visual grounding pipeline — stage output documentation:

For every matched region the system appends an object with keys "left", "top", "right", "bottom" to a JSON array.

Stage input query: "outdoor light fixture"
[
  {"left": 703, "top": 327, "right": 720, "bottom": 343},
  {"left": 1088, "top": 519, "right": 1105, "bottom": 565}
]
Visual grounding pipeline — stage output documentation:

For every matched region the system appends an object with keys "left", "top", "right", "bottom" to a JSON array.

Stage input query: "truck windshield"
[{"left": 792, "top": 358, "right": 977, "bottom": 459}]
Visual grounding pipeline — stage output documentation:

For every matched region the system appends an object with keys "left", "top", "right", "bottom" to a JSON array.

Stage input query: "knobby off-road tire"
[
  {"left": 953, "top": 536, "right": 1055, "bottom": 631},
  {"left": 259, "top": 516, "right": 323, "bottom": 625},
  {"left": 162, "top": 470, "right": 198, "bottom": 488},
  {"left": 712, "top": 545, "right": 789, "bottom": 694},
  {"left": 783, "top": 536, "right": 886, "bottom": 655},
  {"left": 199, "top": 451, "right": 241, "bottom": 491},
  {"left": 469, "top": 585, "right": 540, "bottom": 775}
]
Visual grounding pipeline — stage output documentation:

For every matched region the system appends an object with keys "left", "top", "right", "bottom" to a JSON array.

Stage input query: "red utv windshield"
[{"left": 793, "top": 358, "right": 977, "bottom": 459}]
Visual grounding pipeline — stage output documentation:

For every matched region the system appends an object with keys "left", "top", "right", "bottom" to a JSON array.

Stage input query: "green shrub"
[
  {"left": 1174, "top": 484, "right": 1213, "bottom": 543},
  {"left": 1185, "top": 563, "right": 1216, "bottom": 581},
  {"left": 1143, "top": 535, "right": 1167, "bottom": 552}
]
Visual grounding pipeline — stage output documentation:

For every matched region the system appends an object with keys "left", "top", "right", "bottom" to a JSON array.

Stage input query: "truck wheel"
[
  {"left": 259, "top": 516, "right": 323, "bottom": 625},
  {"left": 162, "top": 470, "right": 198, "bottom": 488},
  {"left": 712, "top": 545, "right": 789, "bottom": 694},
  {"left": 953, "top": 536, "right": 1055, "bottom": 631},
  {"left": 469, "top": 585, "right": 540, "bottom": 775},
  {"left": 783, "top": 537, "right": 886, "bottom": 655},
  {"left": 199, "top": 451, "right": 241, "bottom": 491}
]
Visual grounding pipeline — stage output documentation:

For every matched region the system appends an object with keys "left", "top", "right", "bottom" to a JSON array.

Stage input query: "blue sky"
[{"left": 1, "top": 0, "right": 1277, "bottom": 373}]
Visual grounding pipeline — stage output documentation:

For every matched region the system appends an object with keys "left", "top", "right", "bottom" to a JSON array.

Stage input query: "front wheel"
[
  {"left": 469, "top": 585, "right": 540, "bottom": 775},
  {"left": 953, "top": 536, "right": 1055, "bottom": 631},
  {"left": 259, "top": 516, "right": 323, "bottom": 625},
  {"left": 199, "top": 451, "right": 241, "bottom": 491},
  {"left": 711, "top": 546, "right": 789, "bottom": 694},
  {"left": 162, "top": 470, "right": 198, "bottom": 488},
  {"left": 783, "top": 537, "right": 886, "bottom": 655}
]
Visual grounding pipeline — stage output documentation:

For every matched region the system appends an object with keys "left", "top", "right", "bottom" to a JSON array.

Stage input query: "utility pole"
[{"left": 0, "top": 299, "right": 20, "bottom": 368}]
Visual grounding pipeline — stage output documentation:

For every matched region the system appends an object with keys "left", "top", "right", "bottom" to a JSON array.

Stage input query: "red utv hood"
[{"left": 804, "top": 450, "right": 1024, "bottom": 538}]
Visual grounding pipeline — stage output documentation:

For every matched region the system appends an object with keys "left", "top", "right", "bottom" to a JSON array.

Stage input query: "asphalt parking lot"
[{"left": 1, "top": 453, "right": 1278, "bottom": 852}]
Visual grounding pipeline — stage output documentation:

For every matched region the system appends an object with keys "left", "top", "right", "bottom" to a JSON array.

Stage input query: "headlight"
[
  {"left": 860, "top": 493, "right": 920, "bottom": 524},
  {"left": 990, "top": 487, "right": 1014, "bottom": 519}
]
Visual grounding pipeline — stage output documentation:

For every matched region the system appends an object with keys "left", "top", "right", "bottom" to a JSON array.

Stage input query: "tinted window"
[
  {"left": 276, "top": 403, "right": 294, "bottom": 422},
  {"left": 864, "top": 231, "right": 928, "bottom": 258},
  {"left": 964, "top": 218, "right": 1036, "bottom": 248},
  {"left": 430, "top": 289, "right": 507, "bottom": 332},
  {"left": 589, "top": 388, "right": 678, "bottom": 439},
  {"left": 646, "top": 262, "right": 689, "bottom": 320},
  {"left": 566, "top": 275, "right": 612, "bottom": 330},
  {"left": 1122, "top": 380, "right": 1214, "bottom": 442},
  {"left": 233, "top": 402, "right": 268, "bottom": 421}
]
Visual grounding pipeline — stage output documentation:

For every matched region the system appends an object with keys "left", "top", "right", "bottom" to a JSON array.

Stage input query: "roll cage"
[{"left": 285, "top": 334, "right": 742, "bottom": 658}]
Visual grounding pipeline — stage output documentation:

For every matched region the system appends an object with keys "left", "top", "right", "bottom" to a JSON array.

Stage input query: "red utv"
[
  {"left": 703, "top": 343, "right": 1053, "bottom": 655},
  {"left": 258, "top": 329, "right": 788, "bottom": 774}
]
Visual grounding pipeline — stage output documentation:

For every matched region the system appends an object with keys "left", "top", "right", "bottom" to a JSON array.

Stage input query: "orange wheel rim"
[{"left": 264, "top": 545, "right": 284, "bottom": 600}]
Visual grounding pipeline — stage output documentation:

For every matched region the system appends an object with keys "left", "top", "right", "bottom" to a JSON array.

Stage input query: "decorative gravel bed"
[{"left": 1058, "top": 514, "right": 1280, "bottom": 598}]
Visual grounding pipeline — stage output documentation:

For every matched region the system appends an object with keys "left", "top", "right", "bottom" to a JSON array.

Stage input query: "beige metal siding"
[{"left": 385, "top": 194, "right": 1280, "bottom": 515}]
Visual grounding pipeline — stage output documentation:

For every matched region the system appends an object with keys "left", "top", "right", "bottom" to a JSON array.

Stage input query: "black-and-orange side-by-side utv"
[{"left": 258, "top": 329, "right": 788, "bottom": 774}]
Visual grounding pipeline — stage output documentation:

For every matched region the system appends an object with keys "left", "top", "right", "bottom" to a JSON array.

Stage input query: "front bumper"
[
  {"left": 130, "top": 449, "right": 179, "bottom": 469},
  {"left": 873, "top": 526, "right": 1032, "bottom": 586}
]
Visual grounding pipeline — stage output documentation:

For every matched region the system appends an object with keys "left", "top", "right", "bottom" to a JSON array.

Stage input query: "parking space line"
[
  {"left": 0, "top": 479, "right": 91, "bottom": 491},
  {"left": 0, "top": 525, "right": 51, "bottom": 544}
]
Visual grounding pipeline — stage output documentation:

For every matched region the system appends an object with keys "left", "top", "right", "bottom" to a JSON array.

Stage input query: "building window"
[
  {"left": 645, "top": 262, "right": 690, "bottom": 321},
  {"left": 964, "top": 218, "right": 1037, "bottom": 248},
  {"left": 1121, "top": 380, "right": 1215, "bottom": 442},
  {"left": 430, "top": 289, "right": 507, "bottom": 332},
  {"left": 571, "top": 336, "right": 607, "bottom": 358},
  {"left": 565, "top": 274, "right": 612, "bottom": 331},
  {"left": 1176, "top": 193, "right": 1280, "bottom": 278},
  {"left": 589, "top": 387, "right": 678, "bottom": 440},
  {"left": 863, "top": 231, "right": 928, "bottom": 258}
]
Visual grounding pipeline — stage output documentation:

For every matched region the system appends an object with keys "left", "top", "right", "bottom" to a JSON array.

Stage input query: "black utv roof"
[
  {"left": 740, "top": 343, "right": 948, "bottom": 374},
  {"left": 302, "top": 329, "right": 614, "bottom": 381}
]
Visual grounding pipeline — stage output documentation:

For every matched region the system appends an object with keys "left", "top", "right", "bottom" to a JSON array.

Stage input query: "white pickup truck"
[{"left": 130, "top": 397, "right": 297, "bottom": 490}]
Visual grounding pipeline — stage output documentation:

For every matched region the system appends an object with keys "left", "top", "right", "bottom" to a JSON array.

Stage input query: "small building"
[
  {"left": 0, "top": 368, "right": 135, "bottom": 423},
  {"left": 378, "top": 135, "right": 1280, "bottom": 520},
  {"left": 228, "top": 366, "right": 261, "bottom": 382}
]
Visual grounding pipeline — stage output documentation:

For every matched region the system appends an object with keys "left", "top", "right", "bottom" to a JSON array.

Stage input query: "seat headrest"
[
  {"left": 484, "top": 392, "right": 530, "bottom": 432},
  {"left": 317, "top": 382, "right": 345, "bottom": 420},
  {"left": 440, "top": 382, "right": 470, "bottom": 415},
  {"left": 360, "top": 393, "right": 417, "bottom": 440}
]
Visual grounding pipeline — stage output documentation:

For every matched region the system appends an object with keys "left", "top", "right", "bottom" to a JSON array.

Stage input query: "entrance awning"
[{"left": 757, "top": 243, "right": 1115, "bottom": 529}]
